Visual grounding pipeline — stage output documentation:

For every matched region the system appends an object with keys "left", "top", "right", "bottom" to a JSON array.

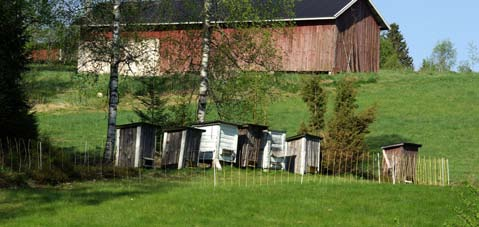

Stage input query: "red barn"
[{"left": 79, "top": 0, "right": 389, "bottom": 75}]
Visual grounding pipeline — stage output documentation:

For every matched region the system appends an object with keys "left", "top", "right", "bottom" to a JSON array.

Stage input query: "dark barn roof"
[{"left": 84, "top": 0, "right": 388, "bottom": 30}]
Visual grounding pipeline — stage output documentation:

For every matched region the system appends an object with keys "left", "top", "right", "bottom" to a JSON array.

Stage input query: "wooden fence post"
[{"left": 377, "top": 153, "right": 381, "bottom": 184}]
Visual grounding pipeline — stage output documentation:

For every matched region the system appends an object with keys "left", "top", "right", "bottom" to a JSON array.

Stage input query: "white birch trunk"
[
  {"left": 104, "top": 0, "right": 121, "bottom": 163},
  {"left": 197, "top": 0, "right": 211, "bottom": 124}
]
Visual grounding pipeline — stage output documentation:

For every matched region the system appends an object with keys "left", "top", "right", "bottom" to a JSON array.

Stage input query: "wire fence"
[{"left": 0, "top": 138, "right": 450, "bottom": 187}]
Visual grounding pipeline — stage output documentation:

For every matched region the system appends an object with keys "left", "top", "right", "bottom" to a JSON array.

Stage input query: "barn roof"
[{"left": 84, "top": 0, "right": 389, "bottom": 30}]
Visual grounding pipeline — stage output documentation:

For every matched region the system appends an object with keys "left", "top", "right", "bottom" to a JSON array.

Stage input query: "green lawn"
[{"left": 0, "top": 172, "right": 466, "bottom": 226}]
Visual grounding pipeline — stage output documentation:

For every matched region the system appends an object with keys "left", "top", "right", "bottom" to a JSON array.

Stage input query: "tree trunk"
[
  {"left": 103, "top": 0, "right": 121, "bottom": 163},
  {"left": 196, "top": 0, "right": 211, "bottom": 123}
]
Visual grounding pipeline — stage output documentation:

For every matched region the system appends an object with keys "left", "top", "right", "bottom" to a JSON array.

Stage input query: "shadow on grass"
[
  {"left": 367, "top": 134, "right": 413, "bottom": 151},
  {"left": 0, "top": 179, "right": 178, "bottom": 223}
]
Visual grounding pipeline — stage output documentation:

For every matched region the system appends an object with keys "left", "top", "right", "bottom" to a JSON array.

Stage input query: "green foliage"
[
  {"left": 0, "top": 0, "right": 38, "bottom": 139},
  {"left": 380, "top": 23, "right": 414, "bottom": 70},
  {"left": 300, "top": 76, "right": 327, "bottom": 135},
  {"left": 297, "top": 121, "right": 309, "bottom": 135},
  {"left": 431, "top": 39, "right": 457, "bottom": 72},
  {"left": 324, "top": 78, "right": 376, "bottom": 173},
  {"left": 211, "top": 72, "right": 277, "bottom": 124},
  {"left": 457, "top": 61, "right": 473, "bottom": 74},
  {"left": 134, "top": 77, "right": 170, "bottom": 128}
]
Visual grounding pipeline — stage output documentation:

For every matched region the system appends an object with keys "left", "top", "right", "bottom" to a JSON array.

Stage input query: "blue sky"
[{"left": 373, "top": 0, "right": 479, "bottom": 70}]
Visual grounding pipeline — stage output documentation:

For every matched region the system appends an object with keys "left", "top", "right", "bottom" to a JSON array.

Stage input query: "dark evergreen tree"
[
  {"left": 300, "top": 77, "right": 327, "bottom": 136},
  {"left": 324, "top": 79, "right": 375, "bottom": 174},
  {"left": 383, "top": 23, "right": 414, "bottom": 69},
  {"left": 134, "top": 77, "right": 170, "bottom": 128},
  {"left": 0, "top": 0, "right": 38, "bottom": 139}
]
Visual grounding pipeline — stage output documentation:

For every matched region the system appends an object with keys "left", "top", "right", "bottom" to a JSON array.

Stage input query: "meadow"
[
  {"left": 27, "top": 65, "right": 479, "bottom": 182},
  {"left": 0, "top": 169, "right": 468, "bottom": 226},
  {"left": 2, "top": 65, "right": 476, "bottom": 226}
]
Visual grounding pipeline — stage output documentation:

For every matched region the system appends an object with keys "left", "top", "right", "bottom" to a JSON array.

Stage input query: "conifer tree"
[
  {"left": 324, "top": 79, "right": 376, "bottom": 174},
  {"left": 382, "top": 23, "right": 414, "bottom": 69},
  {"left": 0, "top": 0, "right": 38, "bottom": 139},
  {"left": 301, "top": 77, "right": 327, "bottom": 136}
]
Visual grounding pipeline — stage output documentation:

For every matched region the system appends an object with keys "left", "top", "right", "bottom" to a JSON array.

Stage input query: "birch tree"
[
  {"left": 103, "top": 0, "right": 121, "bottom": 162},
  {"left": 197, "top": 0, "right": 211, "bottom": 123}
]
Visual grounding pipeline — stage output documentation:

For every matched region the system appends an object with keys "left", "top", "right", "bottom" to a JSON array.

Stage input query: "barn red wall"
[
  {"left": 334, "top": 0, "right": 381, "bottom": 73},
  {"left": 274, "top": 21, "right": 337, "bottom": 72}
]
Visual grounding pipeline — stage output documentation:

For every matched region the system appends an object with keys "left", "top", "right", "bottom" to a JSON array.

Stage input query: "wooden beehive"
[
  {"left": 114, "top": 123, "right": 157, "bottom": 168},
  {"left": 191, "top": 121, "right": 239, "bottom": 163},
  {"left": 161, "top": 127, "right": 205, "bottom": 169},
  {"left": 382, "top": 143, "right": 422, "bottom": 183},
  {"left": 236, "top": 124, "right": 269, "bottom": 168},
  {"left": 285, "top": 134, "right": 322, "bottom": 174},
  {"left": 259, "top": 130, "right": 287, "bottom": 170}
]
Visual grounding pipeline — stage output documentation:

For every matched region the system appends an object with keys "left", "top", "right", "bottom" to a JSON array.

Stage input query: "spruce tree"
[
  {"left": 384, "top": 23, "right": 414, "bottom": 69},
  {"left": 325, "top": 79, "right": 375, "bottom": 174},
  {"left": 0, "top": 0, "right": 38, "bottom": 139},
  {"left": 301, "top": 77, "right": 327, "bottom": 136}
]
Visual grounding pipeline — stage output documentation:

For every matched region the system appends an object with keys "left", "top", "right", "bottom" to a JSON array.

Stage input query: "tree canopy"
[{"left": 0, "top": 0, "right": 38, "bottom": 139}]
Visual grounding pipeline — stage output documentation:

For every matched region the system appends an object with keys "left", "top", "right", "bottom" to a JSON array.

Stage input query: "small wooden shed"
[
  {"left": 114, "top": 123, "right": 157, "bottom": 168},
  {"left": 285, "top": 134, "right": 322, "bottom": 175},
  {"left": 236, "top": 124, "right": 269, "bottom": 168},
  {"left": 382, "top": 143, "right": 422, "bottom": 183},
  {"left": 259, "top": 130, "right": 287, "bottom": 170},
  {"left": 161, "top": 127, "right": 205, "bottom": 169},
  {"left": 191, "top": 121, "right": 239, "bottom": 163}
]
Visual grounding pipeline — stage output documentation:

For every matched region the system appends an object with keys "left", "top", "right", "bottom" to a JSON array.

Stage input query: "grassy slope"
[
  {"left": 3, "top": 68, "right": 475, "bottom": 226},
  {"left": 33, "top": 69, "right": 479, "bottom": 182},
  {"left": 0, "top": 175, "right": 464, "bottom": 227}
]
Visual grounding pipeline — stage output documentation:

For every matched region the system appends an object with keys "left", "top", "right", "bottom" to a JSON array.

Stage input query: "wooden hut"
[
  {"left": 236, "top": 124, "right": 269, "bottom": 168},
  {"left": 114, "top": 123, "right": 157, "bottom": 168},
  {"left": 382, "top": 143, "right": 422, "bottom": 184},
  {"left": 161, "top": 127, "right": 205, "bottom": 169},
  {"left": 191, "top": 121, "right": 239, "bottom": 163},
  {"left": 285, "top": 134, "right": 322, "bottom": 175},
  {"left": 259, "top": 130, "right": 287, "bottom": 170}
]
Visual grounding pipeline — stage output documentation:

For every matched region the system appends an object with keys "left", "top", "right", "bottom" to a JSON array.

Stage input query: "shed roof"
[
  {"left": 239, "top": 123, "right": 269, "bottom": 130},
  {"left": 286, "top": 134, "right": 322, "bottom": 142},
  {"left": 116, "top": 122, "right": 159, "bottom": 129},
  {"left": 84, "top": 0, "right": 388, "bottom": 30},
  {"left": 381, "top": 143, "right": 422, "bottom": 150},
  {"left": 191, "top": 120, "right": 241, "bottom": 127},
  {"left": 163, "top": 126, "right": 206, "bottom": 133}
]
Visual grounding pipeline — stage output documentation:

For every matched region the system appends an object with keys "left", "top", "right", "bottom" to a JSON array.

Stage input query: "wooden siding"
[
  {"left": 286, "top": 139, "right": 303, "bottom": 174},
  {"left": 139, "top": 126, "right": 156, "bottom": 165},
  {"left": 334, "top": 0, "right": 380, "bottom": 73},
  {"left": 161, "top": 131, "right": 183, "bottom": 167},
  {"left": 236, "top": 126, "right": 267, "bottom": 168},
  {"left": 304, "top": 138, "right": 321, "bottom": 172},
  {"left": 117, "top": 127, "right": 137, "bottom": 168},
  {"left": 274, "top": 21, "right": 337, "bottom": 72},
  {"left": 183, "top": 129, "right": 203, "bottom": 167},
  {"left": 383, "top": 147, "right": 418, "bottom": 183}
]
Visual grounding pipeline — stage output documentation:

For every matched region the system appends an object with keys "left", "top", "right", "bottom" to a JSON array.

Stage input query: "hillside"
[{"left": 28, "top": 67, "right": 479, "bottom": 182}]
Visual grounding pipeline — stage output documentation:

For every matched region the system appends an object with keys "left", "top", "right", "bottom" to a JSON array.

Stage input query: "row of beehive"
[
  {"left": 113, "top": 121, "right": 422, "bottom": 181},
  {"left": 113, "top": 121, "right": 322, "bottom": 175}
]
